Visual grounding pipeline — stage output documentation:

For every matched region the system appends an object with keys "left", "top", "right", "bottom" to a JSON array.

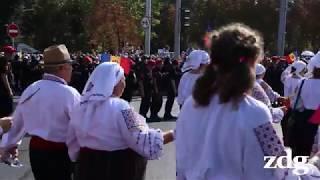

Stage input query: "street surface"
[{"left": 0, "top": 97, "right": 282, "bottom": 180}]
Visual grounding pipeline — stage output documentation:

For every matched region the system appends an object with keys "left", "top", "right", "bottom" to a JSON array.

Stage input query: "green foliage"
[{"left": 2, "top": 0, "right": 320, "bottom": 53}]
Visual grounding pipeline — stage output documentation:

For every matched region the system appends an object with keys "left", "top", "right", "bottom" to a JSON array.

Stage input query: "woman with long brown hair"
[{"left": 176, "top": 23, "right": 284, "bottom": 180}]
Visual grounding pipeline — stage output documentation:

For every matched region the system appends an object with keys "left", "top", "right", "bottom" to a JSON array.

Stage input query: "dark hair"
[{"left": 193, "top": 23, "right": 264, "bottom": 107}]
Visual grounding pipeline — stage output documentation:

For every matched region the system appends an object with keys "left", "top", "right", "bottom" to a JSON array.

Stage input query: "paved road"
[
  {"left": 0, "top": 97, "right": 283, "bottom": 180},
  {"left": 0, "top": 97, "right": 178, "bottom": 180}
]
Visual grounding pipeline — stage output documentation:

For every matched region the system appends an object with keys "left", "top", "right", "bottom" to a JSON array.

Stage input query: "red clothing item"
[{"left": 120, "top": 57, "right": 134, "bottom": 75}]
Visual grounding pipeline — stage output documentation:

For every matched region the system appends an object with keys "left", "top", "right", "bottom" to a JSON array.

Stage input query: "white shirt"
[
  {"left": 176, "top": 95, "right": 284, "bottom": 180},
  {"left": 67, "top": 97, "right": 163, "bottom": 161},
  {"left": 0, "top": 74, "right": 81, "bottom": 149},
  {"left": 177, "top": 72, "right": 201, "bottom": 105},
  {"left": 298, "top": 79, "right": 320, "bottom": 110},
  {"left": 281, "top": 69, "right": 304, "bottom": 106}
]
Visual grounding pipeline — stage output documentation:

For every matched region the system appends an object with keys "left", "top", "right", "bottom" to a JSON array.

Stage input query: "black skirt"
[
  {"left": 77, "top": 148, "right": 147, "bottom": 180},
  {"left": 287, "top": 109, "right": 318, "bottom": 157}
]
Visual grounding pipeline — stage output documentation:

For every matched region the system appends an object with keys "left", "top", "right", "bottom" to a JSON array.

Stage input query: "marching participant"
[
  {"left": 306, "top": 51, "right": 320, "bottom": 78},
  {"left": 176, "top": 23, "right": 284, "bottom": 180},
  {"left": 256, "top": 63, "right": 282, "bottom": 103},
  {"left": 289, "top": 52, "right": 320, "bottom": 157},
  {"left": 0, "top": 44, "right": 81, "bottom": 180},
  {"left": 281, "top": 60, "right": 307, "bottom": 100},
  {"left": 301, "top": 50, "right": 315, "bottom": 64},
  {"left": 177, "top": 50, "right": 210, "bottom": 107},
  {"left": 67, "top": 62, "right": 174, "bottom": 180},
  {"left": 280, "top": 61, "right": 307, "bottom": 145}
]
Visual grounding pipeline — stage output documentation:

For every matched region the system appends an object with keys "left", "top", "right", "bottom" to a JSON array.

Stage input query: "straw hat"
[{"left": 43, "top": 44, "right": 73, "bottom": 66}]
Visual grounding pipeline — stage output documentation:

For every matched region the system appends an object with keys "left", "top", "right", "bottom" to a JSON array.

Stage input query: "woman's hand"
[
  {"left": 163, "top": 130, "right": 175, "bottom": 145},
  {"left": 0, "top": 117, "right": 12, "bottom": 133}
]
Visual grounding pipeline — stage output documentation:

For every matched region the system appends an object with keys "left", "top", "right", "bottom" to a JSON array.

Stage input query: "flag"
[
  {"left": 111, "top": 56, "right": 121, "bottom": 64},
  {"left": 100, "top": 52, "right": 110, "bottom": 62},
  {"left": 309, "top": 106, "right": 320, "bottom": 125},
  {"left": 120, "top": 57, "right": 133, "bottom": 75},
  {"left": 286, "top": 52, "right": 296, "bottom": 64}
]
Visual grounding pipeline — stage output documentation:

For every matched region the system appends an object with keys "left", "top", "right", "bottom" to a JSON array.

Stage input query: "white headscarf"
[
  {"left": 182, "top": 50, "right": 210, "bottom": 72},
  {"left": 306, "top": 51, "right": 320, "bottom": 77},
  {"left": 81, "top": 62, "right": 124, "bottom": 102},
  {"left": 255, "top": 64, "right": 266, "bottom": 76},
  {"left": 291, "top": 60, "right": 306, "bottom": 77},
  {"left": 71, "top": 62, "right": 125, "bottom": 136}
]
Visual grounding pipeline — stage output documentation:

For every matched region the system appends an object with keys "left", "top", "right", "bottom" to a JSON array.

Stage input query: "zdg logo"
[{"left": 264, "top": 148, "right": 310, "bottom": 176}]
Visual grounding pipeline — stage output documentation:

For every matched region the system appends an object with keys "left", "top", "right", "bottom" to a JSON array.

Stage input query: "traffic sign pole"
[
  {"left": 144, "top": 0, "right": 151, "bottom": 55},
  {"left": 7, "top": 23, "right": 19, "bottom": 48}
]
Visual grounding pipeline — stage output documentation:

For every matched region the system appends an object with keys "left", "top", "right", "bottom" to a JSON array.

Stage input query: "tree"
[{"left": 0, "top": 0, "right": 23, "bottom": 45}]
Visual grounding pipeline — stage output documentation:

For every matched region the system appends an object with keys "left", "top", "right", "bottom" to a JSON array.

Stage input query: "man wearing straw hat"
[{"left": 0, "top": 44, "right": 80, "bottom": 180}]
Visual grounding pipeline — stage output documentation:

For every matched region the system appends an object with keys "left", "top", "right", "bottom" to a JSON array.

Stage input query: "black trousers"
[
  {"left": 164, "top": 90, "right": 175, "bottom": 116},
  {"left": 29, "top": 148, "right": 72, "bottom": 180},
  {"left": 151, "top": 93, "right": 163, "bottom": 117},
  {"left": 288, "top": 109, "right": 318, "bottom": 157},
  {"left": 139, "top": 92, "right": 152, "bottom": 118},
  {"left": 77, "top": 148, "right": 147, "bottom": 180},
  {"left": 281, "top": 108, "right": 292, "bottom": 146}
]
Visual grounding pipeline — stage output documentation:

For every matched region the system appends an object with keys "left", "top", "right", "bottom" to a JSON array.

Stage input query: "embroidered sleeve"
[
  {"left": 252, "top": 83, "right": 271, "bottom": 106},
  {"left": 120, "top": 109, "right": 164, "bottom": 160},
  {"left": 121, "top": 109, "right": 146, "bottom": 132},
  {"left": 254, "top": 122, "right": 285, "bottom": 156},
  {"left": 261, "top": 81, "right": 280, "bottom": 103}
]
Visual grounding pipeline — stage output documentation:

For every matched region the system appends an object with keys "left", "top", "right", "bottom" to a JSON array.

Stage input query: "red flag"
[
  {"left": 309, "top": 106, "right": 320, "bottom": 125},
  {"left": 120, "top": 57, "right": 133, "bottom": 75}
]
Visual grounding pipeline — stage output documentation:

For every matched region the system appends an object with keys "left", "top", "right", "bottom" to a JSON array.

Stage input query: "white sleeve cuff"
[{"left": 271, "top": 107, "right": 284, "bottom": 123}]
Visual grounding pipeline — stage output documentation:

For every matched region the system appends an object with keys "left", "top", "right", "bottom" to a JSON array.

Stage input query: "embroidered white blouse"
[
  {"left": 252, "top": 82, "right": 284, "bottom": 123},
  {"left": 67, "top": 97, "right": 164, "bottom": 161},
  {"left": 0, "top": 74, "right": 81, "bottom": 149},
  {"left": 297, "top": 79, "right": 320, "bottom": 110},
  {"left": 176, "top": 95, "right": 285, "bottom": 180}
]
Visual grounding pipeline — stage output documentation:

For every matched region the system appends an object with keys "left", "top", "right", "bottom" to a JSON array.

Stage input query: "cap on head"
[
  {"left": 43, "top": 44, "right": 73, "bottom": 67},
  {"left": 255, "top": 64, "right": 266, "bottom": 76}
]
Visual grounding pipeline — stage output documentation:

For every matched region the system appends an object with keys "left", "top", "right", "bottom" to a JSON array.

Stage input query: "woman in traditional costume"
[
  {"left": 288, "top": 52, "right": 320, "bottom": 157},
  {"left": 177, "top": 50, "right": 210, "bottom": 107},
  {"left": 67, "top": 62, "right": 174, "bottom": 180},
  {"left": 176, "top": 23, "right": 285, "bottom": 180}
]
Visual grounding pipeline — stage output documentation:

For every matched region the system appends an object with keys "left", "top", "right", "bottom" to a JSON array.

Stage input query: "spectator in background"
[{"left": 0, "top": 56, "right": 14, "bottom": 118}]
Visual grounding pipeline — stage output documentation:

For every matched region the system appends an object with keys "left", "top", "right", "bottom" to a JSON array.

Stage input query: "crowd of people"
[
  {"left": 0, "top": 45, "right": 184, "bottom": 122},
  {"left": 0, "top": 23, "right": 320, "bottom": 180}
]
